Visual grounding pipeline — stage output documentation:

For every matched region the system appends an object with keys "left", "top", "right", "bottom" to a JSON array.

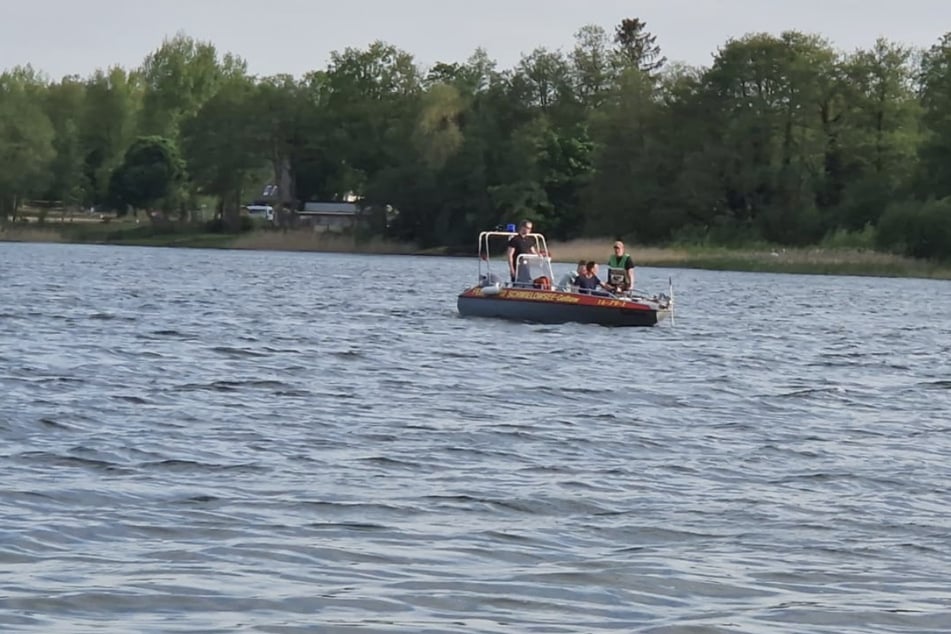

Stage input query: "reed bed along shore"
[
  {"left": 3, "top": 224, "right": 950, "bottom": 279},
  {"left": 546, "top": 239, "right": 691, "bottom": 265},
  {"left": 229, "top": 230, "right": 419, "bottom": 254},
  {"left": 546, "top": 239, "right": 951, "bottom": 279},
  {"left": 0, "top": 226, "right": 65, "bottom": 243}
]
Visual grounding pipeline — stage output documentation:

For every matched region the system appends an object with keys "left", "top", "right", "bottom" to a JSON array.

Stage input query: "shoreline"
[{"left": 3, "top": 225, "right": 950, "bottom": 280}]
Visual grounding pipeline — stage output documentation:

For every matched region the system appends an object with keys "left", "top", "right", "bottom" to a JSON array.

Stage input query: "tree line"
[{"left": 3, "top": 20, "right": 951, "bottom": 258}]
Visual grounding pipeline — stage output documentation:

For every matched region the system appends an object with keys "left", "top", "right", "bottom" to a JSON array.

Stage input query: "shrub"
[
  {"left": 203, "top": 215, "right": 255, "bottom": 234},
  {"left": 877, "top": 198, "right": 951, "bottom": 260},
  {"left": 204, "top": 217, "right": 225, "bottom": 233},
  {"left": 819, "top": 224, "right": 877, "bottom": 250}
]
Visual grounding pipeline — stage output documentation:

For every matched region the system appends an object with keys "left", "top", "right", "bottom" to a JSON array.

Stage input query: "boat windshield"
[{"left": 515, "top": 254, "right": 552, "bottom": 285}]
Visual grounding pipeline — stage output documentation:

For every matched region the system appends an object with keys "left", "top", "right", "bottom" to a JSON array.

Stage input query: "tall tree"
[
  {"left": 0, "top": 67, "right": 56, "bottom": 220},
  {"left": 702, "top": 32, "right": 839, "bottom": 242},
  {"left": 289, "top": 70, "right": 349, "bottom": 202},
  {"left": 917, "top": 32, "right": 951, "bottom": 198},
  {"left": 571, "top": 25, "right": 618, "bottom": 108},
  {"left": 587, "top": 68, "right": 665, "bottom": 240},
  {"left": 321, "top": 41, "right": 422, "bottom": 193},
  {"left": 835, "top": 38, "right": 921, "bottom": 227},
  {"left": 414, "top": 83, "right": 466, "bottom": 169},
  {"left": 614, "top": 18, "right": 666, "bottom": 74},
  {"left": 513, "top": 48, "right": 572, "bottom": 111},
  {"left": 138, "top": 33, "right": 244, "bottom": 140},
  {"left": 534, "top": 126, "right": 593, "bottom": 240},
  {"left": 43, "top": 76, "right": 88, "bottom": 208},
  {"left": 81, "top": 67, "right": 142, "bottom": 206},
  {"left": 253, "top": 74, "right": 303, "bottom": 210},
  {"left": 426, "top": 48, "right": 498, "bottom": 95},
  {"left": 182, "top": 75, "right": 268, "bottom": 229}
]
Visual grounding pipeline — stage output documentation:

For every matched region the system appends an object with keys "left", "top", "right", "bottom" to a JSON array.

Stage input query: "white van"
[{"left": 244, "top": 205, "right": 274, "bottom": 222}]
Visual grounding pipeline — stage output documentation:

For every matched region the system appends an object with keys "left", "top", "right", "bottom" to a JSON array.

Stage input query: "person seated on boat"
[
  {"left": 556, "top": 260, "right": 587, "bottom": 291},
  {"left": 605, "top": 241, "right": 635, "bottom": 294},
  {"left": 532, "top": 275, "right": 552, "bottom": 290},
  {"left": 507, "top": 219, "right": 537, "bottom": 286},
  {"left": 575, "top": 261, "right": 612, "bottom": 296}
]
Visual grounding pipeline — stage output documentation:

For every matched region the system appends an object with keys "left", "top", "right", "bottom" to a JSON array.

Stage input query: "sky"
[{"left": 3, "top": 0, "right": 950, "bottom": 80}]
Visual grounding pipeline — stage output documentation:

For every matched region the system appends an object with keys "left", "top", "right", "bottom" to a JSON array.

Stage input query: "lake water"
[{"left": 1, "top": 242, "right": 950, "bottom": 633}]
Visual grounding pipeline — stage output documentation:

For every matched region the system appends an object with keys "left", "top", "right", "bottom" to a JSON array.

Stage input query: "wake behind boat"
[{"left": 457, "top": 229, "right": 673, "bottom": 327}]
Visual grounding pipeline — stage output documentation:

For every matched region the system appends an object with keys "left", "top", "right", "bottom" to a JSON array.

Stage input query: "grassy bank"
[
  {"left": 3, "top": 221, "right": 950, "bottom": 280},
  {"left": 229, "top": 230, "right": 420, "bottom": 255},
  {"left": 0, "top": 220, "right": 424, "bottom": 255},
  {"left": 545, "top": 239, "right": 951, "bottom": 279}
]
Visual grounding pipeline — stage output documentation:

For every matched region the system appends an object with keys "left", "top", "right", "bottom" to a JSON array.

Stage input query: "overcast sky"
[{"left": 3, "top": 0, "right": 950, "bottom": 80}]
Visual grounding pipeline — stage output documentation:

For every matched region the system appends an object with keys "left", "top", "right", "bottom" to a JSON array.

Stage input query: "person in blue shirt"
[
  {"left": 557, "top": 260, "right": 587, "bottom": 291},
  {"left": 575, "top": 261, "right": 611, "bottom": 295}
]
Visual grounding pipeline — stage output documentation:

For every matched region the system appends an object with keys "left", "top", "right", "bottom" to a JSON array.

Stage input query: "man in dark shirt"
[{"left": 507, "top": 219, "right": 537, "bottom": 285}]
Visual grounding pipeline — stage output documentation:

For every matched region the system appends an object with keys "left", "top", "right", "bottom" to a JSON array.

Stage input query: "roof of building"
[{"left": 300, "top": 202, "right": 360, "bottom": 215}]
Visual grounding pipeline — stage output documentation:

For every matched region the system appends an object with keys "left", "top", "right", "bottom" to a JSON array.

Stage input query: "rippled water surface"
[{"left": 2, "top": 242, "right": 951, "bottom": 633}]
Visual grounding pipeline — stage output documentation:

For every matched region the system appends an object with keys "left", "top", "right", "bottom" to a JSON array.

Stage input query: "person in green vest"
[{"left": 606, "top": 240, "right": 635, "bottom": 293}]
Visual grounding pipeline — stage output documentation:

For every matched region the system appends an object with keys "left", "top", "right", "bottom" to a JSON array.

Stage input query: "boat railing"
[{"left": 476, "top": 231, "right": 551, "bottom": 286}]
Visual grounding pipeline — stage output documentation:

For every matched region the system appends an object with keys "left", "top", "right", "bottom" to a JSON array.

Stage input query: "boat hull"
[{"left": 457, "top": 287, "right": 668, "bottom": 327}]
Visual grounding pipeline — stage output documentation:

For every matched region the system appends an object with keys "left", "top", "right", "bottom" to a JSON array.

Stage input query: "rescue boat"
[{"left": 456, "top": 230, "right": 673, "bottom": 327}]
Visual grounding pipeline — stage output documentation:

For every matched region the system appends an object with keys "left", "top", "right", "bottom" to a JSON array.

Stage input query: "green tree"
[
  {"left": 917, "top": 32, "right": 951, "bottom": 198},
  {"left": 108, "top": 136, "right": 185, "bottom": 220},
  {"left": 0, "top": 67, "right": 56, "bottom": 220},
  {"left": 586, "top": 68, "right": 665, "bottom": 240},
  {"left": 414, "top": 83, "right": 466, "bottom": 169},
  {"left": 513, "top": 48, "right": 573, "bottom": 112},
  {"left": 614, "top": 18, "right": 666, "bottom": 74},
  {"left": 701, "top": 32, "right": 839, "bottom": 243},
  {"left": 622, "top": 63, "right": 726, "bottom": 242},
  {"left": 288, "top": 70, "right": 344, "bottom": 203},
  {"left": 44, "top": 76, "right": 88, "bottom": 208},
  {"left": 571, "top": 25, "right": 618, "bottom": 108},
  {"left": 318, "top": 41, "right": 423, "bottom": 197},
  {"left": 253, "top": 74, "right": 304, "bottom": 211},
  {"left": 181, "top": 75, "right": 269, "bottom": 230},
  {"left": 138, "top": 32, "right": 244, "bottom": 140},
  {"left": 426, "top": 48, "right": 497, "bottom": 95},
  {"left": 81, "top": 67, "right": 142, "bottom": 206},
  {"left": 835, "top": 38, "right": 921, "bottom": 228},
  {"left": 534, "top": 126, "right": 593, "bottom": 240}
]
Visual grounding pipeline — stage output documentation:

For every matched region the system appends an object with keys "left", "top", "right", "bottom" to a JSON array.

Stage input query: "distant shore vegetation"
[
  {"left": 4, "top": 218, "right": 950, "bottom": 280},
  {"left": 4, "top": 19, "right": 951, "bottom": 271}
]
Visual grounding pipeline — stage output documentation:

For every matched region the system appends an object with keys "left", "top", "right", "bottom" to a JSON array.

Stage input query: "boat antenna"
[{"left": 668, "top": 276, "right": 675, "bottom": 327}]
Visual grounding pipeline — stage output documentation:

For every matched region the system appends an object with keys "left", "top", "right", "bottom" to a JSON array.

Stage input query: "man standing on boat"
[
  {"left": 606, "top": 241, "right": 635, "bottom": 293},
  {"left": 507, "top": 219, "right": 537, "bottom": 286}
]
